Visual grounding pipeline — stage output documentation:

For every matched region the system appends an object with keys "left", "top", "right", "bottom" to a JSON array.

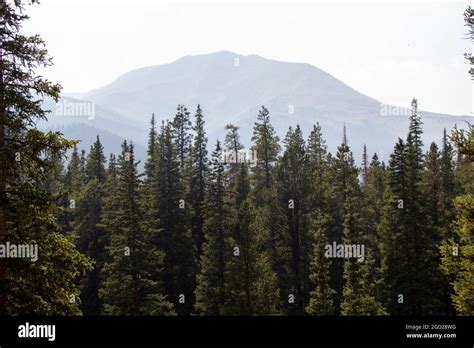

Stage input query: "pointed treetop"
[
  {"left": 411, "top": 98, "right": 418, "bottom": 113},
  {"left": 342, "top": 123, "right": 348, "bottom": 145}
]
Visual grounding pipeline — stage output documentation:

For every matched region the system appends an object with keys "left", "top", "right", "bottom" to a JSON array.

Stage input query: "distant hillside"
[{"left": 39, "top": 50, "right": 471, "bottom": 162}]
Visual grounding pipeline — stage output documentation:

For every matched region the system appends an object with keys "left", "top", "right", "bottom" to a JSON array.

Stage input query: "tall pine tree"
[{"left": 100, "top": 141, "right": 173, "bottom": 315}]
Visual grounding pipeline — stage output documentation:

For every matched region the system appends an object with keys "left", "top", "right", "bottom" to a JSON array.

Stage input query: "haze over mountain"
[{"left": 40, "top": 50, "right": 472, "bottom": 164}]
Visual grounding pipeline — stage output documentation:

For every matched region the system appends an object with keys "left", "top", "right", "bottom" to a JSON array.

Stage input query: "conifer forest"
[{"left": 0, "top": 1, "right": 473, "bottom": 318}]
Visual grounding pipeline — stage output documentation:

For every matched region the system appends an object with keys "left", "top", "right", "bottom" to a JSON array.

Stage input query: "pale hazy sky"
[{"left": 23, "top": 0, "right": 472, "bottom": 115}]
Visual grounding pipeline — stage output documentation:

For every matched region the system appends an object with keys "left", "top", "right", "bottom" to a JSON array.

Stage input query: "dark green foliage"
[
  {"left": 464, "top": 6, "right": 474, "bottom": 78},
  {"left": 5, "top": 7, "right": 469, "bottom": 316},
  {"left": 172, "top": 105, "right": 192, "bottom": 170},
  {"left": 73, "top": 136, "right": 106, "bottom": 314},
  {"left": 340, "top": 189, "right": 386, "bottom": 315},
  {"left": 327, "top": 128, "right": 359, "bottom": 314},
  {"left": 441, "top": 125, "right": 474, "bottom": 315},
  {"left": 380, "top": 100, "right": 444, "bottom": 315},
  {"left": 0, "top": 0, "right": 92, "bottom": 315},
  {"left": 274, "top": 125, "right": 312, "bottom": 314},
  {"left": 250, "top": 106, "right": 280, "bottom": 205},
  {"left": 99, "top": 142, "right": 174, "bottom": 315},
  {"left": 156, "top": 122, "right": 195, "bottom": 315},
  {"left": 86, "top": 136, "right": 106, "bottom": 183},
  {"left": 189, "top": 105, "right": 208, "bottom": 256},
  {"left": 306, "top": 213, "right": 335, "bottom": 315},
  {"left": 195, "top": 141, "right": 229, "bottom": 315}
]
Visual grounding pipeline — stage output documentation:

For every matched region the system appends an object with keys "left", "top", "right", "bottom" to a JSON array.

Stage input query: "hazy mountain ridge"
[{"left": 41, "top": 50, "right": 472, "bottom": 162}]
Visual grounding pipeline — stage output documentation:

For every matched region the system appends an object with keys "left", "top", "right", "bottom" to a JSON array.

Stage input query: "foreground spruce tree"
[
  {"left": 100, "top": 142, "right": 173, "bottom": 315},
  {"left": 306, "top": 124, "right": 335, "bottom": 315},
  {"left": 172, "top": 105, "right": 192, "bottom": 171},
  {"left": 380, "top": 100, "right": 444, "bottom": 315},
  {"left": 73, "top": 136, "right": 107, "bottom": 315},
  {"left": 306, "top": 213, "right": 335, "bottom": 315},
  {"left": 361, "top": 152, "right": 387, "bottom": 305},
  {"left": 249, "top": 106, "right": 283, "bottom": 306},
  {"left": 156, "top": 121, "right": 195, "bottom": 315},
  {"left": 195, "top": 141, "right": 230, "bottom": 315},
  {"left": 225, "top": 164, "right": 280, "bottom": 315},
  {"left": 340, "top": 189, "right": 386, "bottom": 315},
  {"left": 441, "top": 125, "right": 474, "bottom": 315},
  {"left": 274, "top": 125, "right": 312, "bottom": 314},
  {"left": 0, "top": 0, "right": 91, "bottom": 314},
  {"left": 328, "top": 127, "right": 359, "bottom": 314},
  {"left": 189, "top": 105, "right": 208, "bottom": 257}
]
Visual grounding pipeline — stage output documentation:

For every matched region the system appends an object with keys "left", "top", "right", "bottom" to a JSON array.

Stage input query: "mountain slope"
[{"left": 52, "top": 50, "right": 472, "bottom": 161}]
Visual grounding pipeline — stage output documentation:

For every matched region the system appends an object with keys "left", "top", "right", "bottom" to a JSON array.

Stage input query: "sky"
[{"left": 22, "top": 0, "right": 473, "bottom": 115}]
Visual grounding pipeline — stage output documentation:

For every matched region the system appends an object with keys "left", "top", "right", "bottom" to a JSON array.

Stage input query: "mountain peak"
[
  {"left": 72, "top": 51, "right": 471, "bottom": 165},
  {"left": 177, "top": 50, "right": 243, "bottom": 61}
]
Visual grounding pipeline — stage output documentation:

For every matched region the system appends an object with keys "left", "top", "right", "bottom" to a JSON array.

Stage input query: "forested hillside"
[
  {"left": 49, "top": 102, "right": 473, "bottom": 316},
  {"left": 0, "top": 1, "right": 472, "bottom": 317}
]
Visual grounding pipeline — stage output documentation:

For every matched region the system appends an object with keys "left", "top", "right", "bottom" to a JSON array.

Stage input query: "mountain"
[{"left": 42, "top": 50, "right": 472, "bottom": 163}]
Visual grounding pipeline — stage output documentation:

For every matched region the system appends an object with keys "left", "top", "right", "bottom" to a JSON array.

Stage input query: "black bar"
[{"left": 0, "top": 316, "right": 472, "bottom": 346}]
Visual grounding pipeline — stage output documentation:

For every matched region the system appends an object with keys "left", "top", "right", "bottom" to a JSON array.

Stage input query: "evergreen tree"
[
  {"left": 404, "top": 100, "right": 443, "bottom": 314},
  {"left": 100, "top": 141, "right": 174, "bottom": 315},
  {"left": 48, "top": 155, "right": 73, "bottom": 236},
  {"left": 250, "top": 106, "right": 280, "bottom": 205},
  {"left": 306, "top": 213, "right": 335, "bottom": 315},
  {"left": 439, "top": 129, "right": 456, "bottom": 238},
  {"left": 274, "top": 125, "right": 311, "bottom": 313},
  {"left": 0, "top": 0, "right": 91, "bottom": 314},
  {"left": 249, "top": 106, "right": 283, "bottom": 307},
  {"left": 224, "top": 123, "right": 244, "bottom": 185},
  {"left": 144, "top": 113, "right": 158, "bottom": 180},
  {"left": 79, "top": 149, "right": 87, "bottom": 184},
  {"left": 361, "top": 144, "right": 369, "bottom": 184},
  {"left": 306, "top": 123, "right": 329, "bottom": 213},
  {"left": 189, "top": 105, "right": 208, "bottom": 256},
  {"left": 305, "top": 123, "right": 336, "bottom": 315},
  {"left": 65, "top": 145, "right": 83, "bottom": 193},
  {"left": 99, "top": 154, "right": 118, "bottom": 251},
  {"left": 73, "top": 136, "right": 107, "bottom": 314},
  {"left": 225, "top": 190, "right": 280, "bottom": 314},
  {"left": 441, "top": 125, "right": 474, "bottom": 315},
  {"left": 86, "top": 136, "right": 106, "bottom": 183},
  {"left": 195, "top": 141, "right": 230, "bottom": 315},
  {"left": 340, "top": 188, "right": 386, "bottom": 315},
  {"left": 441, "top": 195, "right": 474, "bottom": 315},
  {"left": 141, "top": 115, "right": 161, "bottom": 276},
  {"left": 327, "top": 127, "right": 359, "bottom": 314},
  {"left": 172, "top": 104, "right": 192, "bottom": 170},
  {"left": 97, "top": 153, "right": 120, "bottom": 307},
  {"left": 157, "top": 122, "right": 195, "bottom": 315},
  {"left": 436, "top": 130, "right": 457, "bottom": 315},
  {"left": 360, "top": 152, "right": 387, "bottom": 305},
  {"left": 423, "top": 142, "right": 442, "bottom": 239},
  {"left": 464, "top": 6, "right": 474, "bottom": 78},
  {"left": 380, "top": 100, "right": 444, "bottom": 315},
  {"left": 74, "top": 178, "right": 104, "bottom": 314},
  {"left": 379, "top": 139, "right": 409, "bottom": 314}
]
